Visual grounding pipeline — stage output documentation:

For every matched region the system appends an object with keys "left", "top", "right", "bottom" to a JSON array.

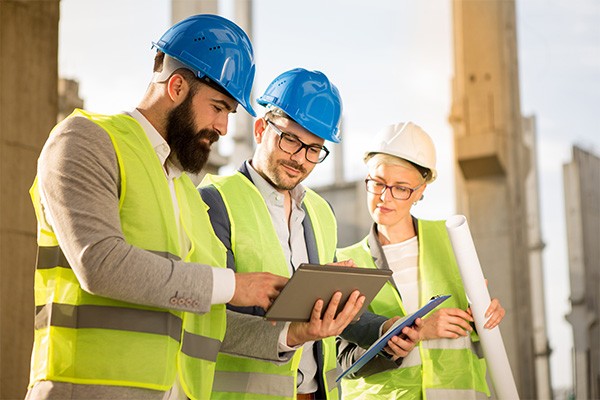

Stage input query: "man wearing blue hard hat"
[
  {"left": 200, "top": 68, "right": 421, "bottom": 400},
  {"left": 26, "top": 14, "right": 292, "bottom": 400}
]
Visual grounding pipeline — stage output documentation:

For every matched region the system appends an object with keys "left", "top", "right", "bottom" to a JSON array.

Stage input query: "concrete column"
[
  {"left": 449, "top": 1, "right": 537, "bottom": 397},
  {"left": 172, "top": 0, "right": 218, "bottom": 22},
  {"left": 0, "top": 1, "right": 60, "bottom": 398},
  {"left": 522, "top": 115, "right": 553, "bottom": 399},
  {"left": 58, "top": 78, "right": 84, "bottom": 122},
  {"left": 564, "top": 146, "right": 600, "bottom": 400},
  {"left": 228, "top": 0, "right": 255, "bottom": 169},
  {"left": 333, "top": 119, "right": 345, "bottom": 184}
]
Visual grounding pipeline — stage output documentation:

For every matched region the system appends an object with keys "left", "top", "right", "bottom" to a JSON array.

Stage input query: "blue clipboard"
[{"left": 336, "top": 294, "right": 451, "bottom": 382}]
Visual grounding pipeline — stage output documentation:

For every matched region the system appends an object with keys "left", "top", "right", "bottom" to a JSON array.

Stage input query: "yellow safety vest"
[
  {"left": 337, "top": 220, "right": 489, "bottom": 400},
  {"left": 29, "top": 110, "right": 227, "bottom": 399},
  {"left": 202, "top": 172, "right": 340, "bottom": 400}
]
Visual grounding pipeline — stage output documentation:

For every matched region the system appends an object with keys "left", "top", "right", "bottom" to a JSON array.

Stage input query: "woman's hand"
[
  {"left": 382, "top": 318, "right": 423, "bottom": 361},
  {"left": 419, "top": 308, "right": 473, "bottom": 340},
  {"left": 483, "top": 298, "right": 505, "bottom": 329}
]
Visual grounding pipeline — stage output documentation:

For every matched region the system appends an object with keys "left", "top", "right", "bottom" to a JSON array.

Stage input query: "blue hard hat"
[
  {"left": 153, "top": 14, "right": 256, "bottom": 117},
  {"left": 257, "top": 68, "right": 343, "bottom": 143}
]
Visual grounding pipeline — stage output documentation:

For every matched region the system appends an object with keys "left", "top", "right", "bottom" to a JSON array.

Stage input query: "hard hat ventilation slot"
[
  {"left": 208, "top": 46, "right": 222, "bottom": 51},
  {"left": 193, "top": 36, "right": 206, "bottom": 42}
]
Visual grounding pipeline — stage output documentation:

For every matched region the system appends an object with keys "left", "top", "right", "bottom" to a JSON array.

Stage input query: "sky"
[{"left": 58, "top": 0, "right": 600, "bottom": 391}]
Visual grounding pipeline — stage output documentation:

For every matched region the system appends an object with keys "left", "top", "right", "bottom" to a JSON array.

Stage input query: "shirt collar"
[
  {"left": 245, "top": 160, "right": 306, "bottom": 206},
  {"left": 126, "top": 108, "right": 183, "bottom": 178}
]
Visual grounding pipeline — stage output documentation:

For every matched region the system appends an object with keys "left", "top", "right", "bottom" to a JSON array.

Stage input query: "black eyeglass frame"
[
  {"left": 266, "top": 120, "right": 330, "bottom": 164},
  {"left": 364, "top": 177, "right": 426, "bottom": 200}
]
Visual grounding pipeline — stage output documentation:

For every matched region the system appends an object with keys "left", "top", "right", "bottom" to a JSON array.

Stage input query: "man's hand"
[
  {"left": 327, "top": 259, "right": 358, "bottom": 268},
  {"left": 419, "top": 307, "right": 474, "bottom": 340},
  {"left": 230, "top": 272, "right": 288, "bottom": 311},
  {"left": 382, "top": 318, "right": 423, "bottom": 361},
  {"left": 286, "top": 290, "right": 365, "bottom": 347}
]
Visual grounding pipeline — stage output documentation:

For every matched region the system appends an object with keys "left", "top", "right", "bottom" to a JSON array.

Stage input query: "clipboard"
[
  {"left": 264, "top": 263, "right": 392, "bottom": 322},
  {"left": 336, "top": 294, "right": 451, "bottom": 382}
]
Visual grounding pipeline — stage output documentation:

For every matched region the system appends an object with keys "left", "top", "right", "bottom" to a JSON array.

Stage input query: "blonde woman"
[{"left": 337, "top": 122, "right": 505, "bottom": 399}]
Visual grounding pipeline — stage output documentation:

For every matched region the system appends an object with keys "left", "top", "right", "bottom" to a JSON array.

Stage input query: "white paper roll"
[{"left": 445, "top": 215, "right": 519, "bottom": 400}]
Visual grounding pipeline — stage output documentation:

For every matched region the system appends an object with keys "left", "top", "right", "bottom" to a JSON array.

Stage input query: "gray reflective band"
[
  {"left": 35, "top": 303, "right": 182, "bottom": 341},
  {"left": 398, "top": 352, "right": 422, "bottom": 368},
  {"left": 36, "top": 246, "right": 181, "bottom": 270},
  {"left": 36, "top": 246, "right": 70, "bottom": 269},
  {"left": 212, "top": 371, "right": 295, "bottom": 397},
  {"left": 181, "top": 330, "right": 222, "bottom": 362},
  {"left": 325, "top": 367, "right": 341, "bottom": 392},
  {"left": 425, "top": 388, "right": 488, "bottom": 400},
  {"left": 147, "top": 249, "right": 182, "bottom": 261},
  {"left": 422, "top": 336, "right": 471, "bottom": 350}
]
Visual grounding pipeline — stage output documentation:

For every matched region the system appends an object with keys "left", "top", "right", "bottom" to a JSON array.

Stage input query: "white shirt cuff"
[
  {"left": 211, "top": 267, "right": 235, "bottom": 305},
  {"left": 277, "top": 322, "right": 302, "bottom": 352}
]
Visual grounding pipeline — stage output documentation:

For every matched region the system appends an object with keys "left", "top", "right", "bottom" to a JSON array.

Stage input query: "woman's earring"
[{"left": 413, "top": 194, "right": 424, "bottom": 206}]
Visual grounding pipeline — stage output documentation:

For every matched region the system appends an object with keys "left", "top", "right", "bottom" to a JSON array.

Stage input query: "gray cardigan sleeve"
[{"left": 37, "top": 115, "right": 215, "bottom": 313}]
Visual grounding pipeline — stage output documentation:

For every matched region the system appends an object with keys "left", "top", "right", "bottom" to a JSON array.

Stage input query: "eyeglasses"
[
  {"left": 266, "top": 120, "right": 330, "bottom": 164},
  {"left": 365, "top": 178, "right": 425, "bottom": 200}
]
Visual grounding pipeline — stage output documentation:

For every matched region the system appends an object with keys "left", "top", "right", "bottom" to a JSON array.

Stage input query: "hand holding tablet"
[{"left": 264, "top": 263, "right": 393, "bottom": 322}]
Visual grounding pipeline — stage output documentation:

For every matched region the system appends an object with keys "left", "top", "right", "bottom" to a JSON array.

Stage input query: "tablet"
[
  {"left": 336, "top": 294, "right": 451, "bottom": 381},
  {"left": 264, "top": 263, "right": 392, "bottom": 322}
]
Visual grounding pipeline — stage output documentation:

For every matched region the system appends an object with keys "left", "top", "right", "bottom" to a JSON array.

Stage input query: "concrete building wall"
[
  {"left": 564, "top": 146, "right": 600, "bottom": 400},
  {"left": 314, "top": 181, "right": 371, "bottom": 248},
  {"left": 314, "top": 125, "right": 372, "bottom": 248},
  {"left": 449, "top": 1, "right": 538, "bottom": 397},
  {"left": 172, "top": 0, "right": 218, "bottom": 19},
  {"left": 58, "top": 78, "right": 84, "bottom": 122},
  {"left": 0, "top": 1, "right": 60, "bottom": 398}
]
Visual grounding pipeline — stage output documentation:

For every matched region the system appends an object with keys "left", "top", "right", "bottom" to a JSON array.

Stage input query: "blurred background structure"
[
  {"left": 1, "top": 0, "right": 599, "bottom": 399},
  {"left": 563, "top": 147, "right": 600, "bottom": 400},
  {"left": 1, "top": 2, "right": 60, "bottom": 399}
]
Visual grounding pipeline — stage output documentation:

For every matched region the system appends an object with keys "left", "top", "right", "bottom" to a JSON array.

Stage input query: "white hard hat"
[{"left": 365, "top": 121, "right": 437, "bottom": 183}]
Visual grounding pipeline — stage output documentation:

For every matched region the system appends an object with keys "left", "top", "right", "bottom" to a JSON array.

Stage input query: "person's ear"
[
  {"left": 254, "top": 118, "right": 268, "bottom": 144},
  {"left": 417, "top": 186, "right": 426, "bottom": 202},
  {"left": 166, "top": 73, "right": 189, "bottom": 105}
]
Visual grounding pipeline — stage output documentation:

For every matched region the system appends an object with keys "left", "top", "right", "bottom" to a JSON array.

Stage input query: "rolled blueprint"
[{"left": 445, "top": 215, "right": 520, "bottom": 400}]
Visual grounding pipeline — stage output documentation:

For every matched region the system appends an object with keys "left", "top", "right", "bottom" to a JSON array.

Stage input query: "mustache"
[
  {"left": 279, "top": 159, "right": 307, "bottom": 174},
  {"left": 197, "top": 128, "right": 220, "bottom": 145}
]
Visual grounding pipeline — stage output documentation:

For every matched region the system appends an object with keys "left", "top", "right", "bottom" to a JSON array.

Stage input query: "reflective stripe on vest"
[
  {"left": 202, "top": 173, "right": 339, "bottom": 400},
  {"left": 425, "top": 388, "right": 489, "bottom": 400},
  {"left": 337, "top": 220, "right": 489, "bottom": 399},
  {"left": 212, "top": 371, "right": 296, "bottom": 397},
  {"left": 35, "top": 303, "right": 182, "bottom": 341},
  {"left": 36, "top": 246, "right": 182, "bottom": 270},
  {"left": 29, "top": 110, "right": 226, "bottom": 396}
]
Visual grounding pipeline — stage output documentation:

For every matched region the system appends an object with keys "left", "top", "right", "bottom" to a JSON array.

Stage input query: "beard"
[
  {"left": 165, "top": 94, "right": 219, "bottom": 174},
  {"left": 264, "top": 158, "right": 308, "bottom": 191}
]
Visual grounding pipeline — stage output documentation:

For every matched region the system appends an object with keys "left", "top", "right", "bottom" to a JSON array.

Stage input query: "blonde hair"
[{"left": 365, "top": 153, "right": 431, "bottom": 182}]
